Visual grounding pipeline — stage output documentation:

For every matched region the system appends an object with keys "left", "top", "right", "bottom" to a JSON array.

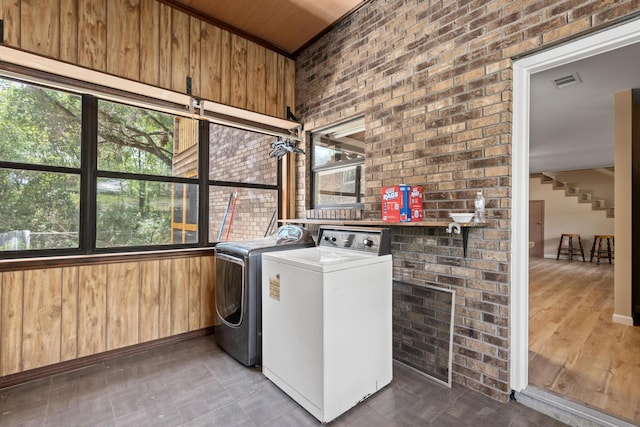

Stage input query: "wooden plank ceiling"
[{"left": 165, "top": 0, "right": 368, "bottom": 55}]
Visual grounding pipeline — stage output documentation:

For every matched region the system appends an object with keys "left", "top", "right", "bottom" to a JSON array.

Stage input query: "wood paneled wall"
[
  {"left": 0, "top": 0, "right": 295, "bottom": 119},
  {"left": 0, "top": 253, "right": 215, "bottom": 376}
]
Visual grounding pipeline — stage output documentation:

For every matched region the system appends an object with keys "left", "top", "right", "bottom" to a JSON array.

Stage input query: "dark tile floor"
[{"left": 0, "top": 335, "right": 566, "bottom": 426}]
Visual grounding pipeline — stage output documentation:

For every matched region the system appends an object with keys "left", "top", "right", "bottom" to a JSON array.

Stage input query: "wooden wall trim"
[
  {"left": 0, "top": 328, "right": 214, "bottom": 389},
  {"left": 0, "top": 248, "right": 214, "bottom": 273}
]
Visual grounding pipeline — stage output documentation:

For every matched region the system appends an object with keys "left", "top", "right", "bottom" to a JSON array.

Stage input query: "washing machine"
[
  {"left": 261, "top": 226, "right": 392, "bottom": 423},
  {"left": 214, "top": 224, "right": 315, "bottom": 367}
]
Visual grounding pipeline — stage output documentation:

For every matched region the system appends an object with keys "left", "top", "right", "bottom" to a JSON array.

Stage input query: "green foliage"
[
  {"left": 0, "top": 78, "right": 184, "bottom": 251},
  {"left": 98, "top": 100, "right": 174, "bottom": 175},
  {"left": 96, "top": 180, "right": 173, "bottom": 247},
  {"left": 0, "top": 169, "right": 79, "bottom": 249},
  {"left": 0, "top": 80, "right": 81, "bottom": 167}
]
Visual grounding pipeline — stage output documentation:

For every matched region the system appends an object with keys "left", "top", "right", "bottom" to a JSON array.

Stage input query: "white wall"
[{"left": 529, "top": 177, "right": 614, "bottom": 258}]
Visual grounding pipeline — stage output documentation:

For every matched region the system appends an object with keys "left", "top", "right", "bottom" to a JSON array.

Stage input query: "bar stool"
[
  {"left": 556, "top": 233, "right": 585, "bottom": 262},
  {"left": 590, "top": 235, "right": 614, "bottom": 264}
]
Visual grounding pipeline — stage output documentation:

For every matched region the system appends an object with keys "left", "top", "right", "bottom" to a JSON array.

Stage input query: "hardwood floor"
[{"left": 528, "top": 257, "right": 640, "bottom": 424}]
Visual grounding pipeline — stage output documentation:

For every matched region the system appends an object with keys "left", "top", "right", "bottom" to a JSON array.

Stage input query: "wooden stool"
[
  {"left": 556, "top": 233, "right": 585, "bottom": 262},
  {"left": 590, "top": 235, "right": 614, "bottom": 264}
]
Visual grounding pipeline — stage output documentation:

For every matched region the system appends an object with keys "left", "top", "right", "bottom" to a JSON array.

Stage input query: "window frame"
[
  {"left": 310, "top": 117, "right": 365, "bottom": 209},
  {"left": 92, "top": 96, "right": 203, "bottom": 252},
  {"left": 0, "top": 78, "right": 85, "bottom": 257},
  {"left": 0, "top": 163, "right": 84, "bottom": 256}
]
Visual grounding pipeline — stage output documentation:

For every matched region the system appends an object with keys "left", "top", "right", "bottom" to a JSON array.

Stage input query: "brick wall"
[
  {"left": 209, "top": 124, "right": 278, "bottom": 241},
  {"left": 295, "top": 0, "right": 639, "bottom": 402}
]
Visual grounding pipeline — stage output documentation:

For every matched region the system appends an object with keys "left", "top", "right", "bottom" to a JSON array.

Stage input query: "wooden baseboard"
[{"left": 0, "top": 327, "right": 215, "bottom": 389}]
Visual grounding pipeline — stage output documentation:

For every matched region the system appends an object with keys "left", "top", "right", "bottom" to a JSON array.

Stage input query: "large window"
[
  {"left": 0, "top": 74, "right": 283, "bottom": 257},
  {"left": 0, "top": 80, "right": 82, "bottom": 250},
  {"left": 311, "top": 117, "right": 365, "bottom": 208},
  {"left": 96, "top": 101, "right": 199, "bottom": 248}
]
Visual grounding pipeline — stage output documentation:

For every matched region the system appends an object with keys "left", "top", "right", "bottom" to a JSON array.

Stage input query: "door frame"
[{"left": 511, "top": 18, "right": 640, "bottom": 392}]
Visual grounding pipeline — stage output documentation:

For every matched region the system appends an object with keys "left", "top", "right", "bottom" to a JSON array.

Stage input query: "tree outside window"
[
  {"left": 0, "top": 78, "right": 200, "bottom": 252},
  {"left": 0, "top": 80, "right": 81, "bottom": 250}
]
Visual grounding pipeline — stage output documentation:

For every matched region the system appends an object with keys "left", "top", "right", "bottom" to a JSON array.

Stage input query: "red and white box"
[
  {"left": 381, "top": 185, "right": 423, "bottom": 222},
  {"left": 409, "top": 186, "right": 423, "bottom": 222},
  {"left": 382, "top": 185, "right": 411, "bottom": 222}
]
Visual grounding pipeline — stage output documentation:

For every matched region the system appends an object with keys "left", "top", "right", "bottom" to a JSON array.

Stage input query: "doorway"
[{"left": 511, "top": 18, "right": 640, "bottom": 425}]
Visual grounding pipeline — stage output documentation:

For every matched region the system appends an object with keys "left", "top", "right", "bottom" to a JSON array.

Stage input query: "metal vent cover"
[
  {"left": 393, "top": 281, "right": 455, "bottom": 387},
  {"left": 552, "top": 72, "right": 582, "bottom": 89}
]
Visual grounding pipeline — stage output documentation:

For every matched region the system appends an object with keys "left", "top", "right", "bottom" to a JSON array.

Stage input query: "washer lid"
[{"left": 262, "top": 246, "right": 391, "bottom": 273}]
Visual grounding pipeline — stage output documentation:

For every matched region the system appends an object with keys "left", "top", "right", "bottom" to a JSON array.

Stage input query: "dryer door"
[{"left": 215, "top": 253, "right": 245, "bottom": 327}]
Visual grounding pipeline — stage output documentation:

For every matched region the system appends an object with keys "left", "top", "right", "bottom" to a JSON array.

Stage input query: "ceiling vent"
[{"left": 552, "top": 72, "right": 582, "bottom": 89}]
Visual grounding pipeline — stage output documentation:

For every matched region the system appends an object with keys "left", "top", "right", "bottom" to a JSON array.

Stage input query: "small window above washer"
[{"left": 310, "top": 117, "right": 365, "bottom": 208}]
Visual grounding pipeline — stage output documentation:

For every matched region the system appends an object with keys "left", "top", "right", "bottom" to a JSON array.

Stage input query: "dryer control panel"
[{"left": 317, "top": 226, "right": 391, "bottom": 255}]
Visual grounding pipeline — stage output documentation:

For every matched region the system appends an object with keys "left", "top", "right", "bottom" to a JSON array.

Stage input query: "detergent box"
[
  {"left": 381, "top": 185, "right": 423, "bottom": 222},
  {"left": 409, "top": 185, "right": 423, "bottom": 222},
  {"left": 381, "top": 185, "right": 411, "bottom": 222}
]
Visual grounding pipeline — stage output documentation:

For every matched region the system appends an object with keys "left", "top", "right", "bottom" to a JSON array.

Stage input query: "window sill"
[{"left": 0, "top": 247, "right": 215, "bottom": 272}]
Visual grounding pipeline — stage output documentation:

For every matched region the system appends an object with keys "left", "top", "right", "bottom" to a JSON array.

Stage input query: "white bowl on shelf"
[{"left": 449, "top": 213, "right": 474, "bottom": 223}]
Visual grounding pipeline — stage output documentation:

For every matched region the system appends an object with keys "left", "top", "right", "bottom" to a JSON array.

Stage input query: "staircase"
[{"left": 535, "top": 173, "right": 615, "bottom": 218}]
